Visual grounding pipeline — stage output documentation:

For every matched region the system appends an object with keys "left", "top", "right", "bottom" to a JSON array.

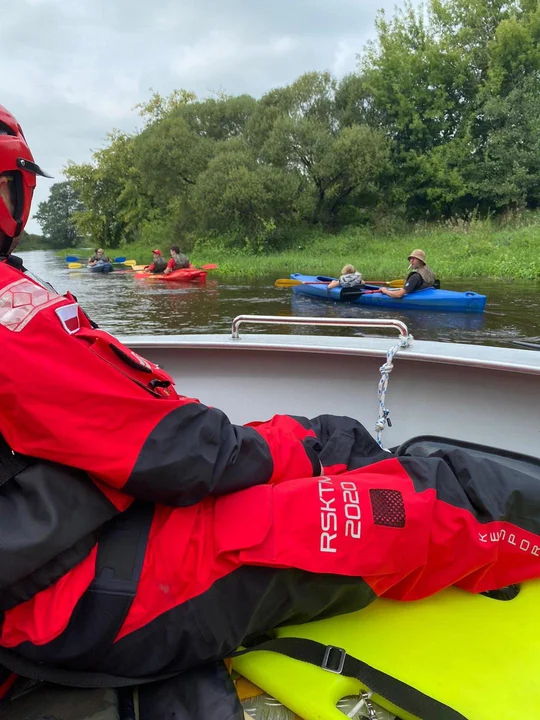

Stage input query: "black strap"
[
  {"left": 66, "top": 501, "right": 154, "bottom": 670},
  {"left": 232, "top": 637, "right": 468, "bottom": 720},
  {"left": 0, "top": 503, "right": 181, "bottom": 688}
]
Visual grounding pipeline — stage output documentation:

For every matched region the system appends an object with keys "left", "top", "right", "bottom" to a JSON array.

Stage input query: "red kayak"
[{"left": 134, "top": 268, "right": 207, "bottom": 283}]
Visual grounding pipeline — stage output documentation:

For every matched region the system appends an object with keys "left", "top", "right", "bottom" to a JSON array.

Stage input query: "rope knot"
[
  {"left": 375, "top": 333, "right": 413, "bottom": 448},
  {"left": 399, "top": 334, "right": 413, "bottom": 349}
]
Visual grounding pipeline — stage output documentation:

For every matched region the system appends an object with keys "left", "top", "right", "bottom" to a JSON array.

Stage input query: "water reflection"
[{"left": 16, "top": 250, "right": 540, "bottom": 348}]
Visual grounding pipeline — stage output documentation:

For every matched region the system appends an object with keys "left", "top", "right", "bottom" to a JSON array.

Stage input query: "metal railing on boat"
[
  {"left": 231, "top": 314, "right": 413, "bottom": 449},
  {"left": 231, "top": 314, "right": 410, "bottom": 340}
]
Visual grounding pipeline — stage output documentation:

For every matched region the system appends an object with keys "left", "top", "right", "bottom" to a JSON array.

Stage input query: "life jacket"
[
  {"left": 150, "top": 256, "right": 167, "bottom": 273},
  {"left": 339, "top": 271, "right": 362, "bottom": 288},
  {"left": 170, "top": 252, "right": 190, "bottom": 271},
  {"left": 407, "top": 264, "right": 436, "bottom": 289}
]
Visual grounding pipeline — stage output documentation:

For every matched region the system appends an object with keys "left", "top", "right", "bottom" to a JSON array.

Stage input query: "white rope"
[{"left": 375, "top": 333, "right": 413, "bottom": 448}]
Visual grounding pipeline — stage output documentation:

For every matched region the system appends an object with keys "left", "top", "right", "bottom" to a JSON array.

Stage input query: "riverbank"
[{"left": 59, "top": 216, "right": 540, "bottom": 280}]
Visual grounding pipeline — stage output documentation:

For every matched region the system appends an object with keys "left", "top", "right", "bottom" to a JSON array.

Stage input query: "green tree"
[
  {"left": 66, "top": 131, "right": 145, "bottom": 247},
  {"left": 135, "top": 89, "right": 197, "bottom": 126},
  {"left": 180, "top": 94, "right": 258, "bottom": 142},
  {"left": 469, "top": 76, "right": 540, "bottom": 209},
  {"left": 192, "top": 142, "right": 300, "bottom": 249},
  {"left": 358, "top": 2, "right": 475, "bottom": 216},
  {"left": 33, "top": 181, "right": 83, "bottom": 248},
  {"left": 356, "top": 0, "right": 538, "bottom": 217},
  {"left": 133, "top": 113, "right": 214, "bottom": 211},
  {"left": 430, "top": 0, "right": 514, "bottom": 84},
  {"left": 250, "top": 72, "right": 389, "bottom": 225},
  {"left": 20, "top": 231, "right": 45, "bottom": 250}
]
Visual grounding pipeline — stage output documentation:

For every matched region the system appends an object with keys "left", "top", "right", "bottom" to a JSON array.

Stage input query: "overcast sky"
[{"left": 2, "top": 0, "right": 402, "bottom": 233}]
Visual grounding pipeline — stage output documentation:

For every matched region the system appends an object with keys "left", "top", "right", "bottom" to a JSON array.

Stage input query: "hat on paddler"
[{"left": 408, "top": 249, "right": 427, "bottom": 265}]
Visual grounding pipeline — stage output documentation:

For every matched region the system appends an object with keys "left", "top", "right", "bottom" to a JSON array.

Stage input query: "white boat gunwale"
[
  {"left": 121, "top": 314, "right": 540, "bottom": 377},
  {"left": 121, "top": 314, "right": 540, "bottom": 457}
]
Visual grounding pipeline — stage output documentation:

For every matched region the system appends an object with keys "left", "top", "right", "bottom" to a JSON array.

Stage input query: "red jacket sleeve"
[
  {"left": 121, "top": 406, "right": 321, "bottom": 505},
  {"left": 216, "top": 450, "right": 540, "bottom": 598}
]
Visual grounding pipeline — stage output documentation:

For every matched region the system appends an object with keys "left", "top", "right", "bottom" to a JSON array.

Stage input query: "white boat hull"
[{"left": 123, "top": 316, "right": 540, "bottom": 456}]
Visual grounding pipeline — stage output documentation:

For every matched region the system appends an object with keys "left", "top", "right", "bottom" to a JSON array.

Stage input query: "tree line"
[{"left": 35, "top": 0, "right": 540, "bottom": 250}]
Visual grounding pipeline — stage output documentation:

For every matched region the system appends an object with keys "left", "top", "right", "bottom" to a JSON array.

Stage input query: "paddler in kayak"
[
  {"left": 326, "top": 263, "right": 364, "bottom": 291},
  {"left": 380, "top": 248, "right": 436, "bottom": 298},
  {"left": 144, "top": 248, "right": 167, "bottom": 273},
  {"left": 88, "top": 248, "right": 111, "bottom": 266},
  {"left": 163, "top": 244, "right": 190, "bottom": 275},
  {"left": 1, "top": 103, "right": 540, "bottom": 718}
]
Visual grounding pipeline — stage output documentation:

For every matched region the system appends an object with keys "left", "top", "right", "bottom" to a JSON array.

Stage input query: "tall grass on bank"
[{"left": 59, "top": 214, "right": 540, "bottom": 280}]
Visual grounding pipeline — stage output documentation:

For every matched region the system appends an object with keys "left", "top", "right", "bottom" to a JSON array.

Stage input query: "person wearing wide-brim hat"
[{"left": 380, "top": 248, "right": 436, "bottom": 298}]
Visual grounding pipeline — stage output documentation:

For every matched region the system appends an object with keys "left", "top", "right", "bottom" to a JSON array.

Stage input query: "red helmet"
[{"left": 0, "top": 105, "right": 50, "bottom": 255}]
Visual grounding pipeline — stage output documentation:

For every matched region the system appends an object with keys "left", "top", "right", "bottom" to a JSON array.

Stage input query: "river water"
[{"left": 18, "top": 250, "right": 540, "bottom": 349}]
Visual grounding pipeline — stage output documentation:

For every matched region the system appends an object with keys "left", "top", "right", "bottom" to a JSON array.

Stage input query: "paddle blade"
[
  {"left": 113, "top": 256, "right": 127, "bottom": 263},
  {"left": 274, "top": 278, "right": 302, "bottom": 287},
  {"left": 123, "top": 259, "right": 137, "bottom": 267},
  {"left": 65, "top": 256, "right": 80, "bottom": 263},
  {"left": 387, "top": 279, "right": 405, "bottom": 288},
  {"left": 67, "top": 262, "right": 83, "bottom": 269},
  {"left": 200, "top": 263, "right": 218, "bottom": 270},
  {"left": 275, "top": 278, "right": 331, "bottom": 287}
]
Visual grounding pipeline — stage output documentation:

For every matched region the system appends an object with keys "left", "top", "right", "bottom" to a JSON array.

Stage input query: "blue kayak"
[
  {"left": 88, "top": 261, "right": 113, "bottom": 274},
  {"left": 290, "top": 274, "right": 486, "bottom": 313}
]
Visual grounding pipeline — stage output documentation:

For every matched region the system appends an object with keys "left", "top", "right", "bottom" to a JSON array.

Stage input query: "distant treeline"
[
  {"left": 21, "top": 231, "right": 45, "bottom": 250},
  {"left": 35, "top": 0, "right": 540, "bottom": 250}
]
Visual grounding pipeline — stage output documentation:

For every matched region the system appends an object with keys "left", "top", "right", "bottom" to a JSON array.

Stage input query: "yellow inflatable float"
[{"left": 234, "top": 580, "right": 539, "bottom": 720}]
